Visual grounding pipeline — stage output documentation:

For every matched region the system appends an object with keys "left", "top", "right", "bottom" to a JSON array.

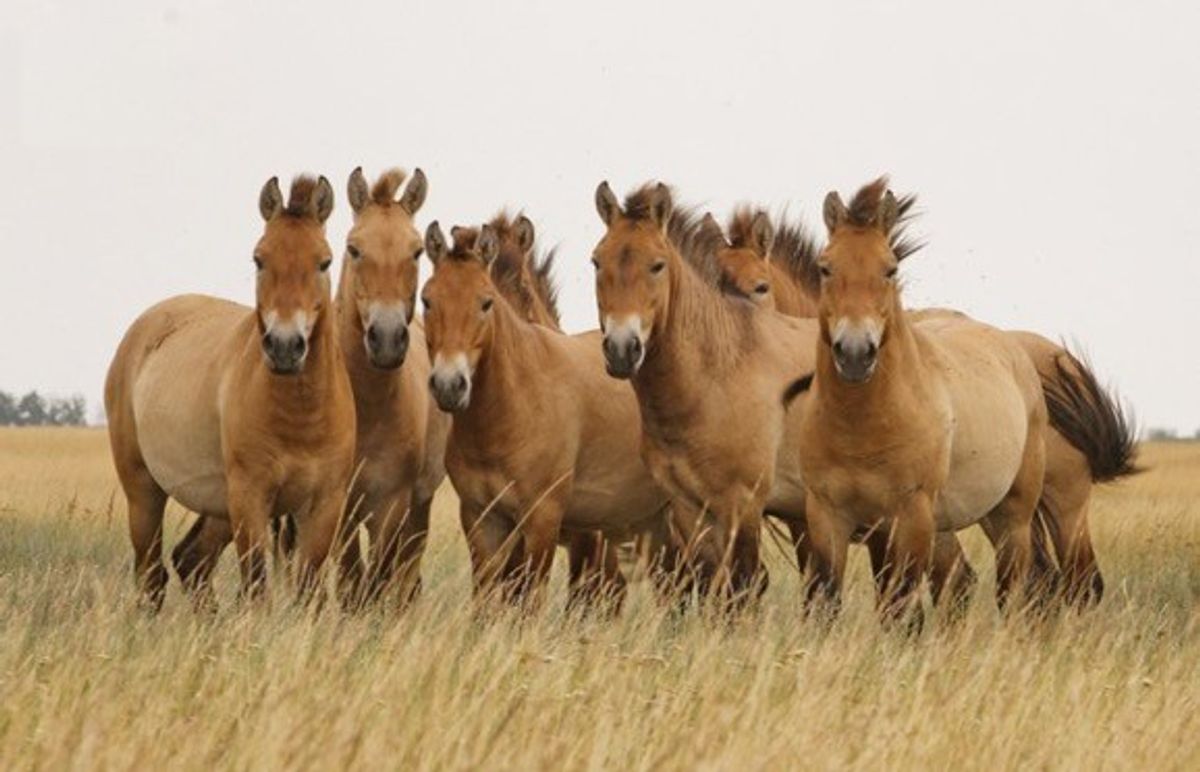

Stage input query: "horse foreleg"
[{"left": 172, "top": 514, "right": 232, "bottom": 614}]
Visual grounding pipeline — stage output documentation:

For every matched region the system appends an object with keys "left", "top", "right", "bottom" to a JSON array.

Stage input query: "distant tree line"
[{"left": 0, "top": 391, "right": 88, "bottom": 426}]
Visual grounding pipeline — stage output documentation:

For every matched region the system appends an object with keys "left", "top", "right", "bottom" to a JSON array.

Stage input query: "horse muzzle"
[
  {"left": 831, "top": 337, "right": 878, "bottom": 383},
  {"left": 262, "top": 330, "right": 308, "bottom": 375},
  {"left": 365, "top": 320, "right": 410, "bottom": 370},
  {"left": 429, "top": 367, "right": 471, "bottom": 412},
  {"left": 602, "top": 332, "right": 644, "bottom": 379}
]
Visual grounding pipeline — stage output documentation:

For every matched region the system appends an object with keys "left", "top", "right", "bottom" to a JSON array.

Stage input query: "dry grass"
[{"left": 1, "top": 428, "right": 1197, "bottom": 770}]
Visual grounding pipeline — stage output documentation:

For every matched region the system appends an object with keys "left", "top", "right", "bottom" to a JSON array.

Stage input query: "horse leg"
[
  {"left": 226, "top": 472, "right": 275, "bottom": 603},
  {"left": 459, "top": 500, "right": 518, "bottom": 602},
  {"left": 291, "top": 490, "right": 343, "bottom": 605},
  {"left": 514, "top": 495, "right": 566, "bottom": 609},
  {"left": 980, "top": 432, "right": 1046, "bottom": 614},
  {"left": 879, "top": 494, "right": 936, "bottom": 630},
  {"left": 119, "top": 464, "right": 170, "bottom": 611},
  {"left": 784, "top": 516, "right": 813, "bottom": 576},
  {"left": 565, "top": 531, "right": 627, "bottom": 614},
  {"left": 802, "top": 493, "right": 853, "bottom": 617},
  {"left": 172, "top": 514, "right": 232, "bottom": 614},
  {"left": 365, "top": 486, "right": 425, "bottom": 607},
  {"left": 929, "top": 532, "right": 977, "bottom": 615},
  {"left": 1040, "top": 451, "right": 1103, "bottom": 606}
]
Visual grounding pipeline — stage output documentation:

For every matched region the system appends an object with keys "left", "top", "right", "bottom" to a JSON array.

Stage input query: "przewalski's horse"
[
  {"left": 105, "top": 175, "right": 356, "bottom": 609},
  {"left": 334, "top": 166, "right": 450, "bottom": 605},
  {"left": 421, "top": 221, "right": 672, "bottom": 608},
  {"left": 713, "top": 206, "right": 1138, "bottom": 605},
  {"left": 591, "top": 182, "right": 818, "bottom": 601},
  {"left": 484, "top": 212, "right": 628, "bottom": 602},
  {"left": 798, "top": 178, "right": 1049, "bottom": 623}
]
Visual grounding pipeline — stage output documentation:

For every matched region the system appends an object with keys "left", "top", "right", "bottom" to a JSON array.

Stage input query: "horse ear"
[
  {"left": 425, "top": 221, "right": 447, "bottom": 265},
  {"left": 823, "top": 191, "right": 848, "bottom": 233},
  {"left": 515, "top": 215, "right": 536, "bottom": 255},
  {"left": 750, "top": 212, "right": 774, "bottom": 259},
  {"left": 700, "top": 212, "right": 728, "bottom": 247},
  {"left": 648, "top": 183, "right": 672, "bottom": 232},
  {"left": 400, "top": 168, "right": 428, "bottom": 214},
  {"left": 877, "top": 190, "right": 898, "bottom": 234},
  {"left": 347, "top": 167, "right": 369, "bottom": 214},
  {"left": 595, "top": 181, "right": 621, "bottom": 226},
  {"left": 477, "top": 224, "right": 500, "bottom": 266},
  {"left": 311, "top": 176, "right": 335, "bottom": 224},
  {"left": 259, "top": 176, "right": 283, "bottom": 221}
]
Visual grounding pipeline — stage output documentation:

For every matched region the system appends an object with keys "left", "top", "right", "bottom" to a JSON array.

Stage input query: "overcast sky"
[{"left": 2, "top": 0, "right": 1197, "bottom": 432}]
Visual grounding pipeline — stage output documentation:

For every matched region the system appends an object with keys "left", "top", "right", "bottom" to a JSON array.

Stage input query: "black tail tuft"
[{"left": 1042, "top": 348, "right": 1141, "bottom": 482}]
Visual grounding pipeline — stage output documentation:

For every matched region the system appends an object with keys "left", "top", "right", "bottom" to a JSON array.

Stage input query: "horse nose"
[
  {"left": 602, "top": 335, "right": 643, "bottom": 378},
  {"left": 428, "top": 371, "right": 470, "bottom": 411},
  {"left": 262, "top": 331, "right": 307, "bottom": 374},
  {"left": 365, "top": 321, "right": 410, "bottom": 369}
]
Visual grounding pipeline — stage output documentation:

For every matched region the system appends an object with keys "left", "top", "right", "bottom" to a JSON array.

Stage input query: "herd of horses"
[{"left": 104, "top": 167, "right": 1139, "bottom": 625}]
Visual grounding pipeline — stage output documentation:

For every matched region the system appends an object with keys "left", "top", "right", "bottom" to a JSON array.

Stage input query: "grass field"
[{"left": 1, "top": 428, "right": 1197, "bottom": 770}]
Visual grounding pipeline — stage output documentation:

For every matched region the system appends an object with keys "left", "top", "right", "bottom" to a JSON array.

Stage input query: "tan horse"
[
  {"left": 591, "top": 182, "right": 819, "bottom": 599},
  {"left": 105, "top": 175, "right": 356, "bottom": 608},
  {"left": 712, "top": 206, "right": 1138, "bottom": 605},
  {"left": 333, "top": 167, "right": 449, "bottom": 604},
  {"left": 421, "top": 221, "right": 672, "bottom": 607},
  {"left": 798, "top": 178, "right": 1049, "bottom": 622}
]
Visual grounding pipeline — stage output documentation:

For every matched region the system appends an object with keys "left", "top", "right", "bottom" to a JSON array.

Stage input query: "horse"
[
  {"left": 710, "top": 205, "right": 1138, "bottom": 606},
  {"left": 591, "top": 181, "right": 819, "bottom": 600},
  {"left": 420, "top": 220, "right": 673, "bottom": 608},
  {"left": 797, "top": 178, "right": 1050, "bottom": 623},
  {"left": 105, "top": 175, "right": 356, "bottom": 609},
  {"left": 332, "top": 166, "right": 450, "bottom": 605}
]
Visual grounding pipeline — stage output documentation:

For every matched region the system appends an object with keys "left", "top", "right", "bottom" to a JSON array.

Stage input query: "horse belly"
[
  {"left": 934, "top": 368, "right": 1029, "bottom": 531},
  {"left": 132, "top": 332, "right": 229, "bottom": 515},
  {"left": 565, "top": 460, "right": 665, "bottom": 532}
]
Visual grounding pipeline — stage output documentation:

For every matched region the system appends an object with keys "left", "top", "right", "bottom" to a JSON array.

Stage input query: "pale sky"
[{"left": 2, "top": 0, "right": 1197, "bottom": 432}]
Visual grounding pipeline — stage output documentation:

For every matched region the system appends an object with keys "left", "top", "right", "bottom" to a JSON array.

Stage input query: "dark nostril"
[
  {"left": 290, "top": 337, "right": 306, "bottom": 358},
  {"left": 366, "top": 325, "right": 380, "bottom": 347},
  {"left": 454, "top": 374, "right": 467, "bottom": 392},
  {"left": 832, "top": 341, "right": 844, "bottom": 357},
  {"left": 865, "top": 342, "right": 878, "bottom": 358},
  {"left": 629, "top": 338, "right": 642, "bottom": 356}
]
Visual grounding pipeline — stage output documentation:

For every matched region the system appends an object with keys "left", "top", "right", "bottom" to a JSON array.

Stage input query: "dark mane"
[
  {"left": 890, "top": 193, "right": 925, "bottom": 261},
  {"left": 284, "top": 175, "right": 319, "bottom": 218},
  {"left": 447, "top": 226, "right": 480, "bottom": 261},
  {"left": 621, "top": 183, "right": 728, "bottom": 287},
  {"left": 773, "top": 217, "right": 824, "bottom": 296},
  {"left": 487, "top": 211, "right": 562, "bottom": 328},
  {"left": 846, "top": 177, "right": 890, "bottom": 227},
  {"left": 847, "top": 177, "right": 926, "bottom": 262},
  {"left": 370, "top": 168, "right": 407, "bottom": 206}
]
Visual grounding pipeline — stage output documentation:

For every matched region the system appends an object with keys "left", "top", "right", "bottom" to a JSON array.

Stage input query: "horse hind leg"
[
  {"left": 981, "top": 431, "right": 1046, "bottom": 614},
  {"left": 565, "top": 531, "right": 628, "bottom": 615},
  {"left": 116, "top": 461, "right": 170, "bottom": 611},
  {"left": 172, "top": 514, "right": 232, "bottom": 614},
  {"left": 929, "top": 532, "right": 977, "bottom": 615}
]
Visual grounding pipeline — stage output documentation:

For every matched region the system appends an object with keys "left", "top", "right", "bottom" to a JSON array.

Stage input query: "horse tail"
[{"left": 1041, "top": 347, "right": 1141, "bottom": 483}]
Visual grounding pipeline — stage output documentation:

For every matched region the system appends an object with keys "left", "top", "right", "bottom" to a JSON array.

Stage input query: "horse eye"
[
  {"left": 253, "top": 255, "right": 264, "bottom": 271},
  {"left": 481, "top": 297, "right": 494, "bottom": 312},
  {"left": 819, "top": 265, "right": 832, "bottom": 279},
  {"left": 885, "top": 266, "right": 898, "bottom": 279},
  {"left": 421, "top": 296, "right": 431, "bottom": 310},
  {"left": 590, "top": 257, "right": 600, "bottom": 271},
  {"left": 319, "top": 258, "right": 332, "bottom": 273},
  {"left": 414, "top": 247, "right": 424, "bottom": 261},
  {"left": 650, "top": 260, "right": 666, "bottom": 275},
  {"left": 754, "top": 282, "right": 770, "bottom": 295},
  {"left": 347, "top": 244, "right": 362, "bottom": 260}
]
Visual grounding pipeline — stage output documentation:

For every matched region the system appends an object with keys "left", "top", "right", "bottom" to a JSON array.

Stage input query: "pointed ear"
[
  {"left": 425, "top": 221, "right": 447, "bottom": 265},
  {"left": 823, "top": 191, "right": 848, "bottom": 233},
  {"left": 595, "top": 181, "right": 621, "bottom": 226},
  {"left": 699, "top": 212, "right": 728, "bottom": 247},
  {"left": 347, "top": 167, "right": 369, "bottom": 214},
  {"left": 400, "top": 168, "right": 428, "bottom": 214},
  {"left": 648, "top": 183, "right": 672, "bottom": 231},
  {"left": 259, "top": 177, "right": 283, "bottom": 221},
  {"left": 750, "top": 212, "right": 774, "bottom": 259},
  {"left": 877, "top": 190, "right": 898, "bottom": 234},
  {"left": 514, "top": 215, "right": 535, "bottom": 255},
  {"left": 477, "top": 224, "right": 499, "bottom": 266},
  {"left": 311, "top": 176, "right": 335, "bottom": 224}
]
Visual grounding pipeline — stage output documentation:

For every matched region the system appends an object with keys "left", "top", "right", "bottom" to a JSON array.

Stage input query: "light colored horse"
[
  {"left": 591, "top": 182, "right": 818, "bottom": 599},
  {"left": 421, "top": 221, "right": 672, "bottom": 606},
  {"left": 710, "top": 205, "right": 1138, "bottom": 605},
  {"left": 798, "top": 178, "right": 1049, "bottom": 622},
  {"left": 105, "top": 175, "right": 356, "bottom": 608}
]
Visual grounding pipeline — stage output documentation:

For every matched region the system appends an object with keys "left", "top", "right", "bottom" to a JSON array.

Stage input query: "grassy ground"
[{"left": 1, "top": 428, "right": 1197, "bottom": 770}]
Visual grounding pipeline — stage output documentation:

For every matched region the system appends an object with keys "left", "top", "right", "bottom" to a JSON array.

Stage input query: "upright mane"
[
  {"left": 845, "top": 177, "right": 925, "bottom": 262},
  {"left": 487, "top": 212, "right": 562, "bottom": 328},
  {"left": 370, "top": 168, "right": 408, "bottom": 206},
  {"left": 621, "top": 184, "right": 726, "bottom": 287},
  {"left": 284, "top": 176, "right": 319, "bottom": 218},
  {"left": 772, "top": 216, "right": 824, "bottom": 296}
]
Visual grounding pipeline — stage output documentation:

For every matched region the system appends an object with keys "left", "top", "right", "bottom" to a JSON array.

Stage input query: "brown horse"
[
  {"left": 712, "top": 205, "right": 1138, "bottom": 605},
  {"left": 333, "top": 167, "right": 449, "bottom": 605},
  {"left": 421, "top": 220, "right": 672, "bottom": 607},
  {"left": 591, "top": 181, "right": 821, "bottom": 599},
  {"left": 105, "top": 175, "right": 356, "bottom": 608},
  {"left": 798, "top": 178, "right": 1050, "bottom": 622}
]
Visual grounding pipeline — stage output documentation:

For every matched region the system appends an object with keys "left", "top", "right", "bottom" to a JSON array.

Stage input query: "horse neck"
[
  {"left": 770, "top": 263, "right": 818, "bottom": 318},
  {"left": 636, "top": 251, "right": 747, "bottom": 402},
  {"left": 813, "top": 299, "right": 924, "bottom": 423},
  {"left": 453, "top": 300, "right": 541, "bottom": 441}
]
